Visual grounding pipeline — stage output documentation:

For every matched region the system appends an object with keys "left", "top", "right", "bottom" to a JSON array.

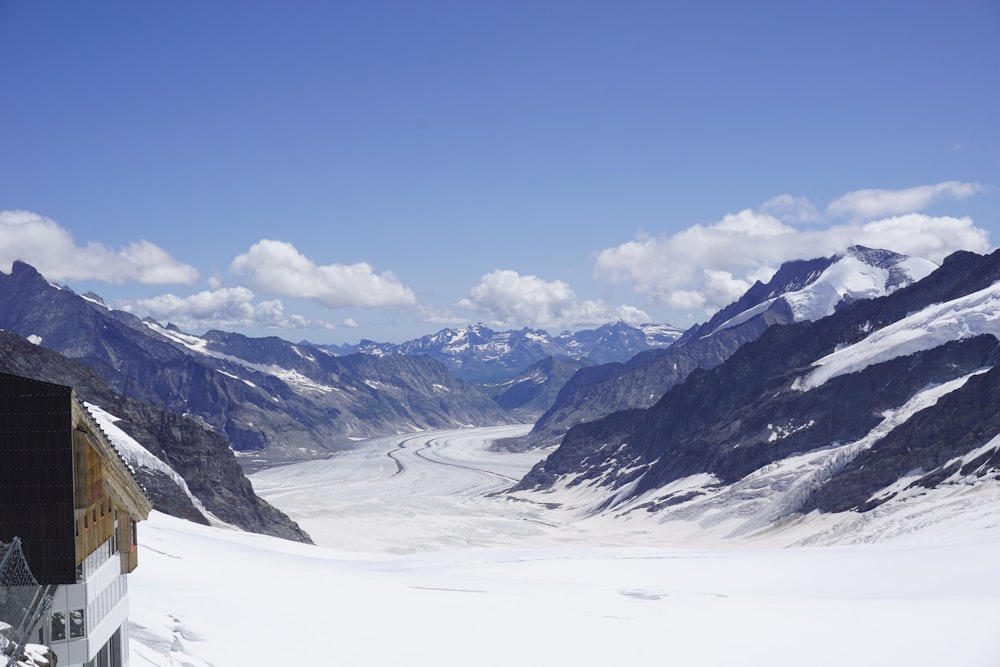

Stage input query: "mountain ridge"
[
  {"left": 0, "top": 261, "right": 515, "bottom": 465},
  {"left": 510, "top": 249, "right": 1000, "bottom": 539},
  {"left": 0, "top": 328, "right": 311, "bottom": 543},
  {"left": 508, "top": 245, "right": 934, "bottom": 452},
  {"left": 313, "top": 320, "right": 683, "bottom": 383}
]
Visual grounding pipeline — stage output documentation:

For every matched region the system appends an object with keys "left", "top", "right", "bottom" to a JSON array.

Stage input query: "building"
[{"left": 0, "top": 372, "right": 152, "bottom": 667}]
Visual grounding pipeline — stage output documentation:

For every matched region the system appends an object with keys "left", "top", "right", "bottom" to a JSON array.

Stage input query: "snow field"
[
  {"left": 129, "top": 511, "right": 1000, "bottom": 666},
  {"left": 126, "top": 425, "right": 1000, "bottom": 666}
]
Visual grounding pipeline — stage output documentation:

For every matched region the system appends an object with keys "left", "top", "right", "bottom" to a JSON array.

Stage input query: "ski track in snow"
[{"left": 127, "top": 425, "right": 1000, "bottom": 667}]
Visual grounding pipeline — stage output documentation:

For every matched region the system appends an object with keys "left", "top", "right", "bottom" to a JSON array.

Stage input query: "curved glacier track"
[
  {"left": 249, "top": 424, "right": 551, "bottom": 553},
  {"left": 387, "top": 431, "right": 523, "bottom": 487}
]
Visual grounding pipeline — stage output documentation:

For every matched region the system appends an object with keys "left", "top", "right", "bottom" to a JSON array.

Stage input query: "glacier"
[{"left": 126, "top": 425, "right": 1000, "bottom": 667}]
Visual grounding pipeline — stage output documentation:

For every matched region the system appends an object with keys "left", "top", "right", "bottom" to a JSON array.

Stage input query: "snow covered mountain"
[
  {"left": 0, "top": 261, "right": 680, "bottom": 466},
  {"left": 512, "top": 246, "right": 937, "bottom": 451},
  {"left": 0, "top": 329, "right": 310, "bottom": 542},
  {"left": 320, "top": 321, "right": 684, "bottom": 382},
  {"left": 0, "top": 261, "right": 513, "bottom": 464},
  {"left": 512, "top": 249, "right": 1000, "bottom": 538},
  {"left": 682, "top": 245, "right": 936, "bottom": 339},
  {"left": 478, "top": 355, "right": 594, "bottom": 422}
]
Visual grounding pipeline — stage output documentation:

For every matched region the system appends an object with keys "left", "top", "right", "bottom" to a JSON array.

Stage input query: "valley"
[
  {"left": 4, "top": 250, "right": 1000, "bottom": 665},
  {"left": 5, "top": 10, "right": 997, "bottom": 666},
  {"left": 127, "top": 426, "right": 1000, "bottom": 667},
  {"left": 249, "top": 424, "right": 548, "bottom": 553}
]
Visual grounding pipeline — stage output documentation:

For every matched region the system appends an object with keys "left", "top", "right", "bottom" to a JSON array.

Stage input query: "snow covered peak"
[
  {"left": 844, "top": 245, "right": 937, "bottom": 291},
  {"left": 81, "top": 291, "right": 109, "bottom": 308},
  {"left": 710, "top": 247, "right": 937, "bottom": 334},
  {"left": 782, "top": 248, "right": 936, "bottom": 322}
]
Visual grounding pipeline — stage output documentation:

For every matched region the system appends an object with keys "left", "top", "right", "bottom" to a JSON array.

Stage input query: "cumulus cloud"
[
  {"left": 827, "top": 181, "right": 985, "bottom": 219},
  {"left": 230, "top": 239, "right": 416, "bottom": 308},
  {"left": 760, "top": 194, "right": 821, "bottom": 224},
  {"left": 853, "top": 213, "right": 990, "bottom": 261},
  {"left": 120, "top": 287, "right": 329, "bottom": 331},
  {"left": 0, "top": 209, "right": 198, "bottom": 284},
  {"left": 594, "top": 182, "right": 991, "bottom": 317},
  {"left": 457, "top": 269, "right": 650, "bottom": 330},
  {"left": 595, "top": 209, "right": 797, "bottom": 312}
]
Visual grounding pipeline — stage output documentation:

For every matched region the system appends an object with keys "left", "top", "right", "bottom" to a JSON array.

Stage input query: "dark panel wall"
[{"left": 0, "top": 372, "right": 76, "bottom": 584}]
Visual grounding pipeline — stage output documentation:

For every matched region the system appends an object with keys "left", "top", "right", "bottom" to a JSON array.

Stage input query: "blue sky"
[{"left": 1, "top": 1, "right": 998, "bottom": 344}]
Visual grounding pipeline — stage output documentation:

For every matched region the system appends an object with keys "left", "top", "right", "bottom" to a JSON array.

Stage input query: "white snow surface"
[
  {"left": 798, "top": 279, "right": 1000, "bottom": 390},
  {"left": 84, "top": 403, "right": 209, "bottom": 518},
  {"left": 583, "top": 370, "right": 994, "bottom": 541},
  {"left": 142, "top": 320, "right": 335, "bottom": 394},
  {"left": 128, "top": 424, "right": 1000, "bottom": 666},
  {"left": 714, "top": 253, "right": 936, "bottom": 333}
]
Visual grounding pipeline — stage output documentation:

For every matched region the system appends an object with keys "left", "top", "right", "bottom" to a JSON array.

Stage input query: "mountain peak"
[
  {"left": 7, "top": 259, "right": 45, "bottom": 281},
  {"left": 512, "top": 248, "right": 1000, "bottom": 540},
  {"left": 83, "top": 291, "right": 108, "bottom": 308},
  {"left": 693, "top": 247, "right": 936, "bottom": 339},
  {"left": 845, "top": 245, "right": 906, "bottom": 267}
]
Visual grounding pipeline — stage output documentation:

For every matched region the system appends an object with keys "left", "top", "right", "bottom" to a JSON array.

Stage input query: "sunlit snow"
[
  {"left": 127, "top": 425, "right": 1000, "bottom": 666},
  {"left": 711, "top": 252, "right": 937, "bottom": 334},
  {"left": 797, "top": 280, "right": 1000, "bottom": 390},
  {"left": 144, "top": 320, "right": 336, "bottom": 394},
  {"left": 84, "top": 402, "right": 210, "bottom": 518}
]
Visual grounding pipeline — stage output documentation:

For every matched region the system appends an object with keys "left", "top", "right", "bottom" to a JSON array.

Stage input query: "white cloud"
[
  {"left": 594, "top": 185, "right": 991, "bottom": 319},
  {"left": 760, "top": 194, "right": 821, "bottom": 224},
  {"left": 702, "top": 270, "right": 752, "bottom": 307},
  {"left": 827, "top": 181, "right": 985, "bottom": 219},
  {"left": 0, "top": 209, "right": 198, "bottom": 284},
  {"left": 120, "top": 287, "right": 326, "bottom": 331},
  {"left": 230, "top": 240, "right": 416, "bottom": 308},
  {"left": 595, "top": 209, "right": 799, "bottom": 313},
  {"left": 457, "top": 269, "right": 650, "bottom": 330},
  {"left": 854, "top": 213, "right": 990, "bottom": 262}
]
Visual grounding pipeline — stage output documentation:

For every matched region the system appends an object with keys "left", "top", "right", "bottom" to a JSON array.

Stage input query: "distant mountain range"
[
  {"left": 7, "top": 243, "right": 996, "bottom": 541},
  {"left": 0, "top": 261, "right": 514, "bottom": 464},
  {"left": 0, "top": 260, "right": 679, "bottom": 540},
  {"left": 511, "top": 248, "right": 1000, "bottom": 539},
  {"left": 505, "top": 245, "right": 937, "bottom": 451},
  {"left": 313, "top": 320, "right": 684, "bottom": 382}
]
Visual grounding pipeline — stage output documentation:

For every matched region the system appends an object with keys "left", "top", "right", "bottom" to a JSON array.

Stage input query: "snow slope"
[
  {"left": 714, "top": 249, "right": 936, "bottom": 333},
  {"left": 127, "top": 426, "right": 1000, "bottom": 667},
  {"left": 85, "top": 403, "right": 209, "bottom": 518},
  {"left": 798, "top": 279, "right": 1000, "bottom": 390}
]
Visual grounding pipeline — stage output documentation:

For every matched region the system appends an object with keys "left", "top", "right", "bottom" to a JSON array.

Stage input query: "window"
[
  {"left": 51, "top": 611, "right": 66, "bottom": 641},
  {"left": 84, "top": 628, "right": 122, "bottom": 667},
  {"left": 70, "top": 608, "right": 86, "bottom": 638}
]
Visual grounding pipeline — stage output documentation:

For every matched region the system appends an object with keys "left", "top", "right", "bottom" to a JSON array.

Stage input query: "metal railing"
[{"left": 0, "top": 538, "right": 55, "bottom": 667}]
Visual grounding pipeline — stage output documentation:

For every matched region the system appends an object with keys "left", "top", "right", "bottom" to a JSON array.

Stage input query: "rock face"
[
  {"left": 0, "top": 330, "right": 311, "bottom": 543},
  {"left": 513, "top": 246, "right": 934, "bottom": 451},
  {"left": 476, "top": 355, "right": 593, "bottom": 425},
  {"left": 0, "top": 261, "right": 514, "bottom": 464},
  {"left": 513, "top": 250, "right": 1000, "bottom": 533},
  {"left": 518, "top": 303, "right": 793, "bottom": 451}
]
